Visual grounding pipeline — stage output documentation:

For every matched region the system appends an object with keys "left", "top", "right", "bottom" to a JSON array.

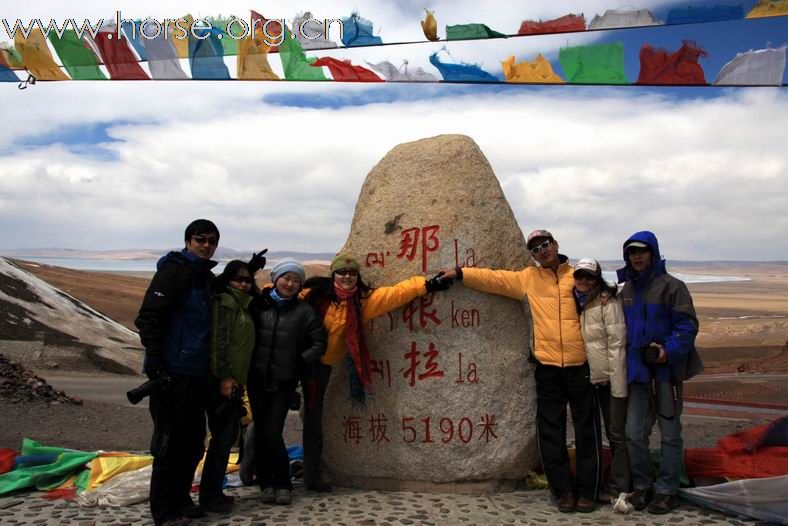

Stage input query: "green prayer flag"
[
  {"left": 446, "top": 23, "right": 506, "bottom": 40},
  {"left": 48, "top": 30, "right": 106, "bottom": 80},
  {"left": 208, "top": 17, "right": 244, "bottom": 56},
  {"left": 0, "top": 439, "right": 97, "bottom": 496},
  {"left": 279, "top": 29, "right": 327, "bottom": 81},
  {"left": 559, "top": 42, "right": 628, "bottom": 84}
]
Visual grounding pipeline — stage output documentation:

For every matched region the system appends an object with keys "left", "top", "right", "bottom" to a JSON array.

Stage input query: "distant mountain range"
[{"left": 0, "top": 248, "right": 336, "bottom": 262}]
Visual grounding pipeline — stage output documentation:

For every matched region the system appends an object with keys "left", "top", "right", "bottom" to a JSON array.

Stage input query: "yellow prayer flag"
[
  {"left": 746, "top": 0, "right": 788, "bottom": 18},
  {"left": 502, "top": 54, "right": 564, "bottom": 84},
  {"left": 15, "top": 28, "right": 70, "bottom": 80},
  {"left": 421, "top": 9, "right": 439, "bottom": 41}
]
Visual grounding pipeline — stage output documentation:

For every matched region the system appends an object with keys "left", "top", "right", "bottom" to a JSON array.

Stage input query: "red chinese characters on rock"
[
  {"left": 402, "top": 293, "right": 441, "bottom": 332},
  {"left": 397, "top": 225, "right": 440, "bottom": 273},
  {"left": 370, "top": 359, "right": 392, "bottom": 388},
  {"left": 341, "top": 413, "right": 500, "bottom": 445},
  {"left": 402, "top": 342, "right": 445, "bottom": 387}
]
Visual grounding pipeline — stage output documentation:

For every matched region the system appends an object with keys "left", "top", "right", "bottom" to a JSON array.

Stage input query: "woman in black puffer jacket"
[{"left": 247, "top": 258, "right": 326, "bottom": 506}]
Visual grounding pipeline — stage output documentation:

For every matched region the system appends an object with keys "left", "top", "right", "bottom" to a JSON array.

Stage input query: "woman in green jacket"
[{"left": 199, "top": 260, "right": 256, "bottom": 513}]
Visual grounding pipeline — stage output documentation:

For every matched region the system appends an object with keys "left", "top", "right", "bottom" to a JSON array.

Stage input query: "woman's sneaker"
[
  {"left": 260, "top": 487, "right": 275, "bottom": 504},
  {"left": 275, "top": 488, "right": 292, "bottom": 505}
]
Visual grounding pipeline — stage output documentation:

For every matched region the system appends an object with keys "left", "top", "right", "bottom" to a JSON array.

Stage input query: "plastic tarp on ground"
[
  {"left": 685, "top": 416, "right": 788, "bottom": 480},
  {"left": 680, "top": 475, "right": 788, "bottom": 525},
  {"left": 0, "top": 439, "right": 97, "bottom": 496},
  {"left": 77, "top": 465, "right": 152, "bottom": 508},
  {"left": 714, "top": 47, "right": 787, "bottom": 85}
]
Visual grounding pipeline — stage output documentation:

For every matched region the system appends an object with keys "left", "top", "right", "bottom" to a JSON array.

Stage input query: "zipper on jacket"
[
  {"left": 265, "top": 307, "right": 281, "bottom": 381},
  {"left": 554, "top": 268, "right": 564, "bottom": 368}
]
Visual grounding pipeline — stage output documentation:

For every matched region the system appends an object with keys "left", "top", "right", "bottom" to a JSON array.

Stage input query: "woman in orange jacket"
[{"left": 300, "top": 252, "right": 450, "bottom": 492}]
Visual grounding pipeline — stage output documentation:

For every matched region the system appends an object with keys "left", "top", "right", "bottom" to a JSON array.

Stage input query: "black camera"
[
  {"left": 640, "top": 344, "right": 662, "bottom": 365},
  {"left": 127, "top": 375, "right": 171, "bottom": 405}
]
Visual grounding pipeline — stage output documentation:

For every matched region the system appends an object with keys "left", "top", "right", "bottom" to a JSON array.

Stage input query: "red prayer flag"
[
  {"left": 637, "top": 40, "right": 707, "bottom": 85},
  {"left": 94, "top": 32, "right": 149, "bottom": 80},
  {"left": 518, "top": 14, "right": 586, "bottom": 35},
  {"left": 311, "top": 57, "right": 383, "bottom": 82}
]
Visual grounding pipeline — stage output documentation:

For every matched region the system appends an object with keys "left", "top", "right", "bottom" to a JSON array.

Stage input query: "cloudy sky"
[{"left": 1, "top": 1, "right": 786, "bottom": 261}]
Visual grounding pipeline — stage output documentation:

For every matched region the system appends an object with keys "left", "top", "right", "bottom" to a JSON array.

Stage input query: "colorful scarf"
[{"left": 335, "top": 282, "right": 372, "bottom": 404}]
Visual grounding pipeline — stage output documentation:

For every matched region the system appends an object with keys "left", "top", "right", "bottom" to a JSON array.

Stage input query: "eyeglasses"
[
  {"left": 574, "top": 272, "right": 597, "bottom": 282},
  {"left": 231, "top": 276, "right": 253, "bottom": 284},
  {"left": 529, "top": 239, "right": 551, "bottom": 256},
  {"left": 334, "top": 269, "right": 358, "bottom": 277},
  {"left": 191, "top": 235, "right": 218, "bottom": 247}
]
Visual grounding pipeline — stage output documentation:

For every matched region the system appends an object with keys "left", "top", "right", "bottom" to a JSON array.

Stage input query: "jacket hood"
[
  {"left": 157, "top": 249, "right": 218, "bottom": 272},
  {"left": 616, "top": 231, "right": 665, "bottom": 283}
]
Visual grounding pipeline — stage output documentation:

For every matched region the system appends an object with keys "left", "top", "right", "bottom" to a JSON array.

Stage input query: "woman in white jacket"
[{"left": 573, "top": 258, "right": 629, "bottom": 500}]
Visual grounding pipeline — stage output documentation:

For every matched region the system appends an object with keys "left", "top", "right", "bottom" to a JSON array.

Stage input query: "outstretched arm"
[
  {"left": 441, "top": 266, "right": 528, "bottom": 301},
  {"left": 363, "top": 276, "right": 428, "bottom": 321}
]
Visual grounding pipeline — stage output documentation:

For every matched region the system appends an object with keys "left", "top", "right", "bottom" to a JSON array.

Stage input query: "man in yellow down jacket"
[{"left": 441, "top": 230, "right": 602, "bottom": 513}]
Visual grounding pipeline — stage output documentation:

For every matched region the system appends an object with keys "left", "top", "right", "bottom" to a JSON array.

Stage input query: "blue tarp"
[{"left": 429, "top": 52, "right": 498, "bottom": 82}]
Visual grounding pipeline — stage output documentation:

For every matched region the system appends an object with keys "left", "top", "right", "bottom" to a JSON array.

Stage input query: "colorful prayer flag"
[
  {"left": 189, "top": 26, "right": 230, "bottom": 80},
  {"left": 502, "top": 54, "right": 564, "bottom": 83},
  {"left": 666, "top": 5, "right": 744, "bottom": 24},
  {"left": 746, "top": 0, "right": 788, "bottom": 18},
  {"left": 94, "top": 29, "right": 149, "bottom": 80},
  {"left": 278, "top": 29, "right": 327, "bottom": 81},
  {"left": 429, "top": 51, "right": 498, "bottom": 82},
  {"left": 341, "top": 13, "right": 383, "bottom": 47},
  {"left": 446, "top": 23, "right": 506, "bottom": 40},
  {"left": 421, "top": 9, "right": 439, "bottom": 41},
  {"left": 559, "top": 42, "right": 628, "bottom": 84},
  {"left": 714, "top": 47, "right": 786, "bottom": 85},
  {"left": 637, "top": 41, "right": 707, "bottom": 85},
  {"left": 518, "top": 14, "right": 586, "bottom": 35},
  {"left": 48, "top": 30, "right": 106, "bottom": 80},
  {"left": 311, "top": 57, "right": 382, "bottom": 81},
  {"left": 14, "top": 29, "right": 70, "bottom": 80},
  {"left": 588, "top": 9, "right": 661, "bottom": 29}
]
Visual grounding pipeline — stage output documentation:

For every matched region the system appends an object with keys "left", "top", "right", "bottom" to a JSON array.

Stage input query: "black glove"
[
  {"left": 248, "top": 249, "right": 268, "bottom": 273},
  {"left": 425, "top": 272, "right": 452, "bottom": 293},
  {"left": 143, "top": 354, "right": 163, "bottom": 380}
]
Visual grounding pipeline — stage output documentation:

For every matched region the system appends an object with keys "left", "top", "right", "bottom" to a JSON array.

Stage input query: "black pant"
[
  {"left": 302, "top": 364, "right": 332, "bottom": 486},
  {"left": 247, "top": 383, "right": 292, "bottom": 490},
  {"left": 199, "top": 385, "right": 242, "bottom": 504},
  {"left": 535, "top": 362, "right": 602, "bottom": 500},
  {"left": 148, "top": 376, "right": 208, "bottom": 526}
]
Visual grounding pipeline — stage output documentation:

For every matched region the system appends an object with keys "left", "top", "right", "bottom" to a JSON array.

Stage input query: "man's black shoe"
[
  {"left": 179, "top": 502, "right": 205, "bottom": 519},
  {"left": 630, "top": 489, "right": 651, "bottom": 511},
  {"left": 647, "top": 493, "right": 677, "bottom": 515},
  {"left": 557, "top": 492, "right": 576, "bottom": 513},
  {"left": 200, "top": 495, "right": 235, "bottom": 513},
  {"left": 305, "top": 479, "right": 333, "bottom": 493}
]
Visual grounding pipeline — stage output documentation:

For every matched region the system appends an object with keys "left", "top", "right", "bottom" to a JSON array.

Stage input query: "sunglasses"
[
  {"left": 529, "top": 239, "right": 551, "bottom": 256},
  {"left": 626, "top": 246, "right": 650, "bottom": 256},
  {"left": 334, "top": 269, "right": 359, "bottom": 277},
  {"left": 231, "top": 276, "right": 253, "bottom": 284},
  {"left": 574, "top": 272, "right": 597, "bottom": 281},
  {"left": 191, "top": 235, "right": 218, "bottom": 247}
]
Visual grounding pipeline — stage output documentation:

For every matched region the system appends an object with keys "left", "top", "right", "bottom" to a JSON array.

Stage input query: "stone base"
[{"left": 327, "top": 473, "right": 523, "bottom": 494}]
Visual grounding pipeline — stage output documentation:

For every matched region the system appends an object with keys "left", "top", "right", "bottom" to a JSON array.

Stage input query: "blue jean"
[{"left": 625, "top": 381, "right": 684, "bottom": 495}]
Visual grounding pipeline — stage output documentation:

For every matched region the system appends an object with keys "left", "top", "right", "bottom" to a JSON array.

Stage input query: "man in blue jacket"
[
  {"left": 618, "top": 231, "right": 702, "bottom": 515},
  {"left": 135, "top": 219, "right": 220, "bottom": 526}
]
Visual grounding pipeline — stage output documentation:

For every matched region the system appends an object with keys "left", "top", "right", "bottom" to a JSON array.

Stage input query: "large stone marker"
[{"left": 322, "top": 134, "right": 539, "bottom": 491}]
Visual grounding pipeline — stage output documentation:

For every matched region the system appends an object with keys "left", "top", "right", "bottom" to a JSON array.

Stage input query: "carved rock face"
[{"left": 323, "top": 134, "right": 538, "bottom": 489}]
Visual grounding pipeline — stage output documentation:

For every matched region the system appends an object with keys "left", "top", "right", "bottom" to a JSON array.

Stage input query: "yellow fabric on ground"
[{"left": 88, "top": 455, "right": 153, "bottom": 490}]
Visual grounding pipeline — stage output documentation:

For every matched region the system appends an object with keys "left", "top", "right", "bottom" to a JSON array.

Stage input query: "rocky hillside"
[{"left": 0, "top": 258, "right": 142, "bottom": 374}]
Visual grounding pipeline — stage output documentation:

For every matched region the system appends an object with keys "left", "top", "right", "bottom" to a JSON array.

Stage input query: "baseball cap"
[
  {"left": 624, "top": 241, "right": 649, "bottom": 250},
  {"left": 573, "top": 258, "right": 600, "bottom": 277},
  {"left": 526, "top": 229, "right": 554, "bottom": 249}
]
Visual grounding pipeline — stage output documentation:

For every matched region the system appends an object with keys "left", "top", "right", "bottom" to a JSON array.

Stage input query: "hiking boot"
[
  {"left": 305, "top": 479, "right": 333, "bottom": 493},
  {"left": 647, "top": 493, "right": 677, "bottom": 515},
  {"left": 260, "top": 486, "right": 275, "bottom": 504},
  {"left": 576, "top": 497, "right": 595, "bottom": 513},
  {"left": 557, "top": 493, "right": 576, "bottom": 513},
  {"left": 200, "top": 495, "right": 234, "bottom": 513},
  {"left": 275, "top": 488, "right": 292, "bottom": 505},
  {"left": 630, "top": 489, "right": 651, "bottom": 511}
]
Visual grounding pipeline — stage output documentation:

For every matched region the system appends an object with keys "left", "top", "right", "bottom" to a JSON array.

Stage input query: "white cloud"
[{"left": 1, "top": 1, "right": 786, "bottom": 260}]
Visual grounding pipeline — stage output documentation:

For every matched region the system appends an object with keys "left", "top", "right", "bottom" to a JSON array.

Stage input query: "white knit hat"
[{"left": 270, "top": 258, "right": 305, "bottom": 284}]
